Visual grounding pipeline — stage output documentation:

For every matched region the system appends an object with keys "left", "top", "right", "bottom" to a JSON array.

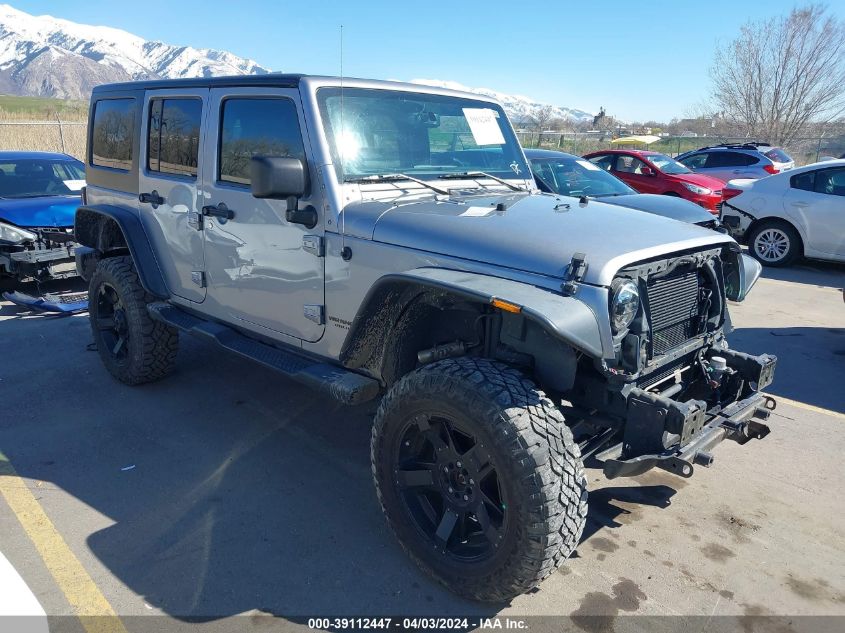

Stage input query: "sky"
[{"left": 9, "top": 0, "right": 845, "bottom": 122}]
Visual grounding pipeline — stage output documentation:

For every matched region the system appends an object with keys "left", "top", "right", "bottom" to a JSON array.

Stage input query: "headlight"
[
  {"left": 682, "top": 182, "right": 711, "bottom": 195},
  {"left": 0, "top": 221, "right": 36, "bottom": 244},
  {"left": 610, "top": 279, "right": 640, "bottom": 333}
]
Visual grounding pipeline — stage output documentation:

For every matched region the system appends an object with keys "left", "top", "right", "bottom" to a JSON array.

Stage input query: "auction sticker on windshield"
[{"left": 463, "top": 108, "right": 505, "bottom": 146}]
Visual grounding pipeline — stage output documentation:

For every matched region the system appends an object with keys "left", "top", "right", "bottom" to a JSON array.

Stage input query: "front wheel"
[{"left": 371, "top": 357, "right": 587, "bottom": 602}]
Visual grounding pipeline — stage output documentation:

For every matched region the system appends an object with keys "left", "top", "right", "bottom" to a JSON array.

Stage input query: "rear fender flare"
[{"left": 74, "top": 205, "right": 169, "bottom": 299}]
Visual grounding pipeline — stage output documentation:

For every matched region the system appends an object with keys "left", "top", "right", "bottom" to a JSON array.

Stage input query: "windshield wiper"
[
  {"left": 344, "top": 173, "right": 449, "bottom": 195},
  {"left": 436, "top": 171, "right": 527, "bottom": 192},
  {"left": 4, "top": 193, "right": 66, "bottom": 199}
]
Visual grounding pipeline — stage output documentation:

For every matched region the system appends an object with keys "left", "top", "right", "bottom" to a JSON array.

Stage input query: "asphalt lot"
[{"left": 1, "top": 260, "right": 844, "bottom": 633}]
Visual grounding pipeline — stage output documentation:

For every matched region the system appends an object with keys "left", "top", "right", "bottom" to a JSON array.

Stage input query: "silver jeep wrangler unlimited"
[{"left": 75, "top": 75, "right": 776, "bottom": 602}]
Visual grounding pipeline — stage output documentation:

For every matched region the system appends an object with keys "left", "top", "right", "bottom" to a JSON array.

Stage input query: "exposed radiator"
[{"left": 647, "top": 270, "right": 702, "bottom": 356}]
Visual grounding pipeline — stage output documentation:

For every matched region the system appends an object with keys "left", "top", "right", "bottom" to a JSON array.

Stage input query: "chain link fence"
[
  {"left": 516, "top": 132, "right": 845, "bottom": 166},
  {"left": 0, "top": 120, "right": 87, "bottom": 159}
]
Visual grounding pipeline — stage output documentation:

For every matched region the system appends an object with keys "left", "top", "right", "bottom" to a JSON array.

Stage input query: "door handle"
[
  {"left": 792, "top": 201, "right": 808, "bottom": 208},
  {"left": 202, "top": 203, "right": 235, "bottom": 220},
  {"left": 139, "top": 190, "right": 165, "bottom": 206}
]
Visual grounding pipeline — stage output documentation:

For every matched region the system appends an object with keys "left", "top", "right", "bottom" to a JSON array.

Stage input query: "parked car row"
[
  {"left": 0, "top": 132, "right": 836, "bottom": 289},
  {"left": 525, "top": 148, "right": 724, "bottom": 230}
]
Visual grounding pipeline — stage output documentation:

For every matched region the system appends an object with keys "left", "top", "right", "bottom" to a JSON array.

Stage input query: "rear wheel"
[
  {"left": 748, "top": 220, "right": 801, "bottom": 267},
  {"left": 372, "top": 357, "right": 587, "bottom": 602},
  {"left": 88, "top": 256, "right": 178, "bottom": 384}
]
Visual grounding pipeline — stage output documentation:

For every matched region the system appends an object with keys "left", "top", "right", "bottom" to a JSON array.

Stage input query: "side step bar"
[{"left": 147, "top": 302, "right": 380, "bottom": 406}]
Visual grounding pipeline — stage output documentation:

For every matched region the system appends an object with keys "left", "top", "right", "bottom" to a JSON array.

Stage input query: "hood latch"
[{"left": 562, "top": 252, "right": 588, "bottom": 296}]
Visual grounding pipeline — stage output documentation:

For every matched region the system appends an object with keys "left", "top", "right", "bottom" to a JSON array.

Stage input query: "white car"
[{"left": 720, "top": 159, "right": 845, "bottom": 266}]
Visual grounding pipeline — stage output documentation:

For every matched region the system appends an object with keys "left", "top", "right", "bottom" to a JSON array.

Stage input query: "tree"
[
  {"left": 710, "top": 4, "right": 845, "bottom": 145},
  {"left": 529, "top": 105, "right": 557, "bottom": 131}
]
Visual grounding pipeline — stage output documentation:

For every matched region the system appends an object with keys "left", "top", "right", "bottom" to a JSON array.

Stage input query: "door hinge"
[
  {"left": 188, "top": 210, "right": 203, "bottom": 230},
  {"left": 303, "top": 304, "right": 324, "bottom": 325},
  {"left": 191, "top": 271, "right": 206, "bottom": 288},
  {"left": 302, "top": 235, "right": 324, "bottom": 257}
]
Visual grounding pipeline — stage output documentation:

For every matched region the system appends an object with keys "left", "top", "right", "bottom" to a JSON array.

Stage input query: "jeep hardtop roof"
[{"left": 90, "top": 75, "right": 495, "bottom": 103}]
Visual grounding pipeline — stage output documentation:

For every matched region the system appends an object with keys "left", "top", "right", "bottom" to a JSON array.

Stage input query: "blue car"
[{"left": 0, "top": 151, "right": 84, "bottom": 283}]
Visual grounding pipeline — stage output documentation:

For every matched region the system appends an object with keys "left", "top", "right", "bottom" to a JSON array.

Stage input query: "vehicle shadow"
[
  {"left": 579, "top": 478, "right": 679, "bottom": 544},
  {"left": 728, "top": 325, "right": 845, "bottom": 413},
  {"left": 1, "top": 333, "right": 504, "bottom": 621},
  {"left": 759, "top": 259, "right": 845, "bottom": 290}
]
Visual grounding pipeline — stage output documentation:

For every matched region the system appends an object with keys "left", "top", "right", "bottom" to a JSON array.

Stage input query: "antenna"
[{"left": 339, "top": 24, "right": 348, "bottom": 258}]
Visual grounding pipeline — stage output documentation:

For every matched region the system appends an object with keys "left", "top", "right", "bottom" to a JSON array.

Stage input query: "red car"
[{"left": 583, "top": 149, "right": 725, "bottom": 213}]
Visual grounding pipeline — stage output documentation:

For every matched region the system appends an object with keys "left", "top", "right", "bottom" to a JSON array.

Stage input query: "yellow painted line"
[
  {"left": 773, "top": 396, "right": 845, "bottom": 421},
  {"left": 0, "top": 453, "right": 128, "bottom": 633}
]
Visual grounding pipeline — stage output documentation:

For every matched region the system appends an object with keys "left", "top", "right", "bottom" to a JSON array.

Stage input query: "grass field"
[
  {"left": 0, "top": 95, "right": 87, "bottom": 158},
  {"left": 0, "top": 95, "right": 87, "bottom": 119}
]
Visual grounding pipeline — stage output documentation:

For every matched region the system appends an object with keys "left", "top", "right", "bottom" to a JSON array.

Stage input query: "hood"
[
  {"left": 0, "top": 195, "right": 80, "bottom": 228},
  {"left": 343, "top": 191, "right": 733, "bottom": 286},
  {"left": 602, "top": 193, "right": 716, "bottom": 225},
  {"left": 668, "top": 172, "right": 726, "bottom": 190}
]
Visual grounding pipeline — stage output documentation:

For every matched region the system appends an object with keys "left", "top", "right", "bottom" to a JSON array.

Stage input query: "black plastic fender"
[{"left": 74, "top": 204, "right": 169, "bottom": 299}]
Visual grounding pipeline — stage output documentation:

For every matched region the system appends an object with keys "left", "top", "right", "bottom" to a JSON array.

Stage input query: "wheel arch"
[
  {"left": 75, "top": 205, "right": 169, "bottom": 299},
  {"left": 746, "top": 216, "right": 805, "bottom": 257},
  {"left": 339, "top": 268, "right": 604, "bottom": 388}
]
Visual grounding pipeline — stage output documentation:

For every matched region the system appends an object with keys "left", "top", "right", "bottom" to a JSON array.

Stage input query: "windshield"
[
  {"left": 646, "top": 153, "right": 691, "bottom": 175},
  {"left": 0, "top": 158, "right": 85, "bottom": 199},
  {"left": 531, "top": 156, "right": 635, "bottom": 197},
  {"left": 317, "top": 87, "right": 529, "bottom": 182}
]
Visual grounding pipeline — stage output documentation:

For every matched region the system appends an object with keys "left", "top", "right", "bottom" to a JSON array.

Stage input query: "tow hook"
[{"left": 693, "top": 451, "right": 714, "bottom": 467}]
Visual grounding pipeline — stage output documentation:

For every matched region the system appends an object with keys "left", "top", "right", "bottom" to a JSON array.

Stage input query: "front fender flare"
[
  {"left": 341, "top": 268, "right": 604, "bottom": 363},
  {"left": 74, "top": 204, "right": 169, "bottom": 299}
]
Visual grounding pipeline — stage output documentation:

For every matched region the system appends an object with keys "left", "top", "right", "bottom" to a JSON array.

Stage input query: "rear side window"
[
  {"left": 91, "top": 99, "right": 134, "bottom": 170},
  {"left": 706, "top": 151, "right": 757, "bottom": 167},
  {"left": 148, "top": 98, "right": 203, "bottom": 178},
  {"left": 588, "top": 154, "right": 615, "bottom": 171},
  {"left": 218, "top": 98, "right": 305, "bottom": 185},
  {"left": 764, "top": 148, "right": 792, "bottom": 163},
  {"left": 679, "top": 153, "right": 707, "bottom": 169},
  {"left": 812, "top": 167, "right": 845, "bottom": 196},
  {"left": 790, "top": 171, "right": 815, "bottom": 191}
]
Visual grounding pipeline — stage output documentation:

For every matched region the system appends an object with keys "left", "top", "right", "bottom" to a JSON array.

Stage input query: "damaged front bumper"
[
  {"left": 596, "top": 350, "right": 777, "bottom": 479},
  {"left": 0, "top": 244, "right": 77, "bottom": 281}
]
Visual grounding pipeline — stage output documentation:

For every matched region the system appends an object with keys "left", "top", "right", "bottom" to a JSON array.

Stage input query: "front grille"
[{"left": 647, "top": 270, "right": 702, "bottom": 356}]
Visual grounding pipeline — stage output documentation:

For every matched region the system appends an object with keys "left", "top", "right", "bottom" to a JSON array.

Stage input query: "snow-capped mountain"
[
  {"left": 0, "top": 3, "right": 594, "bottom": 122},
  {"left": 410, "top": 79, "right": 595, "bottom": 125},
  {"left": 0, "top": 4, "right": 270, "bottom": 100}
]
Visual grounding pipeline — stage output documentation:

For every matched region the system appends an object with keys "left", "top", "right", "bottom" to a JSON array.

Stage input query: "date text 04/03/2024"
[{"left": 306, "top": 618, "right": 528, "bottom": 630}]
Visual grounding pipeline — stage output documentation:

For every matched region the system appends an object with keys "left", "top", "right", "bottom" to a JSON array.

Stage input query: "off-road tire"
[
  {"left": 748, "top": 220, "right": 802, "bottom": 267},
  {"left": 88, "top": 256, "right": 178, "bottom": 385},
  {"left": 371, "top": 357, "right": 588, "bottom": 602}
]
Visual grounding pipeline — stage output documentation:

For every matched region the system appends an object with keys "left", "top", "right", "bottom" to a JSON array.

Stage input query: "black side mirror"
[
  {"left": 250, "top": 156, "right": 317, "bottom": 229},
  {"left": 250, "top": 156, "right": 307, "bottom": 199}
]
